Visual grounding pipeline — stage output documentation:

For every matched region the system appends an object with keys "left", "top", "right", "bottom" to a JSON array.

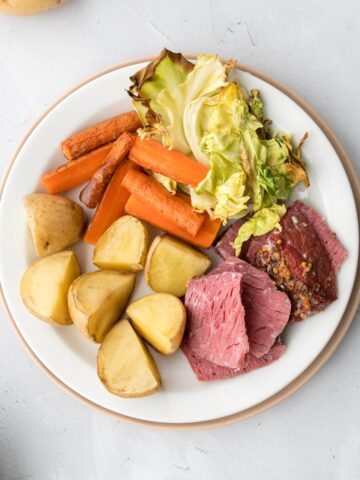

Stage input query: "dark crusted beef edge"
[{"left": 215, "top": 201, "right": 347, "bottom": 321}]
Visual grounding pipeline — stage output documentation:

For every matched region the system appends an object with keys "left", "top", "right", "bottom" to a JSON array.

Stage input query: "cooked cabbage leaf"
[
  {"left": 151, "top": 172, "right": 177, "bottom": 194},
  {"left": 127, "top": 50, "right": 309, "bottom": 248},
  {"left": 193, "top": 154, "right": 250, "bottom": 222},
  {"left": 129, "top": 49, "right": 233, "bottom": 153},
  {"left": 185, "top": 82, "right": 308, "bottom": 219},
  {"left": 247, "top": 89, "right": 271, "bottom": 139},
  {"left": 233, "top": 204, "right": 286, "bottom": 255}
]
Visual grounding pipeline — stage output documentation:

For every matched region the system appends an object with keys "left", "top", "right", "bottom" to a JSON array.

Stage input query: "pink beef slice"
[
  {"left": 244, "top": 201, "right": 347, "bottom": 321},
  {"left": 184, "top": 272, "right": 249, "bottom": 368},
  {"left": 215, "top": 216, "right": 248, "bottom": 260},
  {"left": 182, "top": 340, "right": 286, "bottom": 381},
  {"left": 210, "top": 257, "right": 290, "bottom": 357},
  {"left": 289, "top": 200, "right": 347, "bottom": 272}
]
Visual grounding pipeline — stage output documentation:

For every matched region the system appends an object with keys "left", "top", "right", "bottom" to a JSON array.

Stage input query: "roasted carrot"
[
  {"left": 79, "top": 132, "right": 135, "bottom": 209},
  {"left": 83, "top": 160, "right": 136, "bottom": 245},
  {"left": 61, "top": 111, "right": 141, "bottom": 160},
  {"left": 41, "top": 143, "right": 114, "bottom": 194},
  {"left": 122, "top": 169, "right": 205, "bottom": 237},
  {"left": 129, "top": 137, "right": 208, "bottom": 186},
  {"left": 125, "top": 194, "right": 221, "bottom": 249}
]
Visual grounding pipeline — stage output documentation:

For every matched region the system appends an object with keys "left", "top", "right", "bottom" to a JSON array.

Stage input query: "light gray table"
[{"left": 1, "top": 1, "right": 359, "bottom": 479}]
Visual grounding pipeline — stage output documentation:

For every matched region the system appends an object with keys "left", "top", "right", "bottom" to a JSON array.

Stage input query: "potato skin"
[
  {"left": 23, "top": 193, "right": 86, "bottom": 257},
  {"left": 0, "top": 0, "right": 68, "bottom": 15}
]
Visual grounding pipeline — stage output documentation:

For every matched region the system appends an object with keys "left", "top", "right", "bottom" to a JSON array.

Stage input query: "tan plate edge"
[{"left": 1, "top": 55, "right": 360, "bottom": 430}]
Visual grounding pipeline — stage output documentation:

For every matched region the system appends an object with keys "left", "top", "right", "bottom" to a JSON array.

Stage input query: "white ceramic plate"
[{"left": 0, "top": 59, "right": 358, "bottom": 426}]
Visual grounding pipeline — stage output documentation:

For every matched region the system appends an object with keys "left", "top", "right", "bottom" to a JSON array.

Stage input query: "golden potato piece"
[
  {"left": 97, "top": 319, "right": 161, "bottom": 398},
  {"left": 126, "top": 293, "right": 186, "bottom": 355},
  {"left": 24, "top": 193, "right": 86, "bottom": 257},
  {"left": 68, "top": 270, "right": 136, "bottom": 343},
  {"left": 0, "top": 0, "right": 68, "bottom": 16},
  {"left": 93, "top": 215, "right": 149, "bottom": 273},
  {"left": 20, "top": 251, "right": 80, "bottom": 326},
  {"left": 145, "top": 235, "right": 211, "bottom": 297}
]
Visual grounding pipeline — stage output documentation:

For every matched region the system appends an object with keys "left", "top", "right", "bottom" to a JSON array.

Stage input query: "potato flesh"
[
  {"left": 93, "top": 215, "right": 149, "bottom": 273},
  {"left": 146, "top": 236, "right": 211, "bottom": 297},
  {"left": 20, "top": 251, "right": 80, "bottom": 325},
  {"left": 97, "top": 319, "right": 161, "bottom": 397},
  {"left": 126, "top": 293, "right": 186, "bottom": 355},
  {"left": 23, "top": 193, "right": 86, "bottom": 257},
  {"left": 68, "top": 270, "right": 135, "bottom": 343}
]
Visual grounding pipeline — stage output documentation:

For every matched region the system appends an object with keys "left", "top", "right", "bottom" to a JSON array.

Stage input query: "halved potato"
[
  {"left": 20, "top": 251, "right": 80, "bottom": 325},
  {"left": 24, "top": 193, "right": 86, "bottom": 257},
  {"left": 68, "top": 270, "right": 136, "bottom": 343},
  {"left": 126, "top": 293, "right": 186, "bottom": 355},
  {"left": 97, "top": 319, "right": 161, "bottom": 398},
  {"left": 145, "top": 235, "right": 211, "bottom": 297},
  {"left": 93, "top": 215, "right": 149, "bottom": 273}
]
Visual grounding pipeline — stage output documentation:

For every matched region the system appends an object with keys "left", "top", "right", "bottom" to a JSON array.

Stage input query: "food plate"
[{"left": 1, "top": 56, "right": 360, "bottom": 429}]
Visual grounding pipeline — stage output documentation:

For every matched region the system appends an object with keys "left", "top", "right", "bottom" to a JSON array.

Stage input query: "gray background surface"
[{"left": 0, "top": 1, "right": 359, "bottom": 479}]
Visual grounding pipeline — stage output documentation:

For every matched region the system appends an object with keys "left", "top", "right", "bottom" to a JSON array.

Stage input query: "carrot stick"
[
  {"left": 42, "top": 143, "right": 114, "bottom": 194},
  {"left": 79, "top": 132, "right": 135, "bottom": 209},
  {"left": 61, "top": 111, "right": 141, "bottom": 160},
  {"left": 125, "top": 194, "right": 221, "bottom": 249},
  {"left": 129, "top": 137, "right": 208, "bottom": 186},
  {"left": 83, "top": 160, "right": 136, "bottom": 245},
  {"left": 122, "top": 169, "right": 205, "bottom": 237}
]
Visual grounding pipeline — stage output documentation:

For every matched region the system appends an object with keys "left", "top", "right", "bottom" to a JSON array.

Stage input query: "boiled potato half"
[
  {"left": 126, "top": 293, "right": 186, "bottom": 355},
  {"left": 93, "top": 215, "right": 149, "bottom": 273},
  {"left": 145, "top": 235, "right": 211, "bottom": 297},
  {"left": 68, "top": 270, "right": 136, "bottom": 343},
  {"left": 0, "top": 0, "right": 68, "bottom": 16},
  {"left": 97, "top": 319, "right": 161, "bottom": 398},
  {"left": 24, "top": 193, "right": 86, "bottom": 257},
  {"left": 20, "top": 251, "right": 80, "bottom": 326}
]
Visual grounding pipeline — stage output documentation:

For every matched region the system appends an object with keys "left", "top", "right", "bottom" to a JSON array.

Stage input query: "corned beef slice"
[
  {"left": 215, "top": 201, "right": 347, "bottom": 321},
  {"left": 215, "top": 216, "right": 247, "bottom": 260},
  {"left": 289, "top": 201, "right": 347, "bottom": 272},
  {"left": 182, "top": 340, "right": 286, "bottom": 381},
  {"left": 185, "top": 272, "right": 249, "bottom": 368},
  {"left": 210, "top": 257, "right": 290, "bottom": 357}
]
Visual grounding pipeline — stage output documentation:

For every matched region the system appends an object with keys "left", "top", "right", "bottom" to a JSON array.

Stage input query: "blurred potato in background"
[{"left": 0, "top": 0, "right": 68, "bottom": 15}]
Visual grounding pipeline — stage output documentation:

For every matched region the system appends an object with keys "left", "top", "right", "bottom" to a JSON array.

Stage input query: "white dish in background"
[{"left": 0, "top": 60, "right": 358, "bottom": 426}]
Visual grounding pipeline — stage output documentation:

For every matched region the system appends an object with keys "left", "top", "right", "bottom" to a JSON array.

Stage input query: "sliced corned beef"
[
  {"left": 289, "top": 201, "right": 347, "bottom": 272},
  {"left": 182, "top": 340, "right": 286, "bottom": 381},
  {"left": 215, "top": 216, "right": 248, "bottom": 260},
  {"left": 184, "top": 272, "right": 249, "bottom": 368},
  {"left": 245, "top": 202, "right": 346, "bottom": 320},
  {"left": 215, "top": 201, "right": 347, "bottom": 321},
  {"left": 210, "top": 257, "right": 290, "bottom": 357}
]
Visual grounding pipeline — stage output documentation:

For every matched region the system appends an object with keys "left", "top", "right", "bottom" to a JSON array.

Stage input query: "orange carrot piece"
[
  {"left": 83, "top": 161, "right": 136, "bottom": 245},
  {"left": 122, "top": 169, "right": 205, "bottom": 237},
  {"left": 129, "top": 137, "right": 208, "bottom": 186},
  {"left": 42, "top": 143, "right": 113, "bottom": 194},
  {"left": 61, "top": 111, "right": 141, "bottom": 160},
  {"left": 125, "top": 194, "right": 221, "bottom": 249},
  {"left": 79, "top": 132, "right": 135, "bottom": 209}
]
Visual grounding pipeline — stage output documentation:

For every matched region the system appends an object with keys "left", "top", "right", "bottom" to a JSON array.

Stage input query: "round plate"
[{"left": 1, "top": 56, "right": 360, "bottom": 429}]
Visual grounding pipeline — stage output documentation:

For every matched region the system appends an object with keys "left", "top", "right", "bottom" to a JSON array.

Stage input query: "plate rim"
[{"left": 1, "top": 54, "right": 360, "bottom": 430}]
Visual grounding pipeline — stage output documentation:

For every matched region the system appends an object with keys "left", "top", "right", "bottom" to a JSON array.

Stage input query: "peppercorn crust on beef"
[{"left": 216, "top": 201, "right": 347, "bottom": 321}]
